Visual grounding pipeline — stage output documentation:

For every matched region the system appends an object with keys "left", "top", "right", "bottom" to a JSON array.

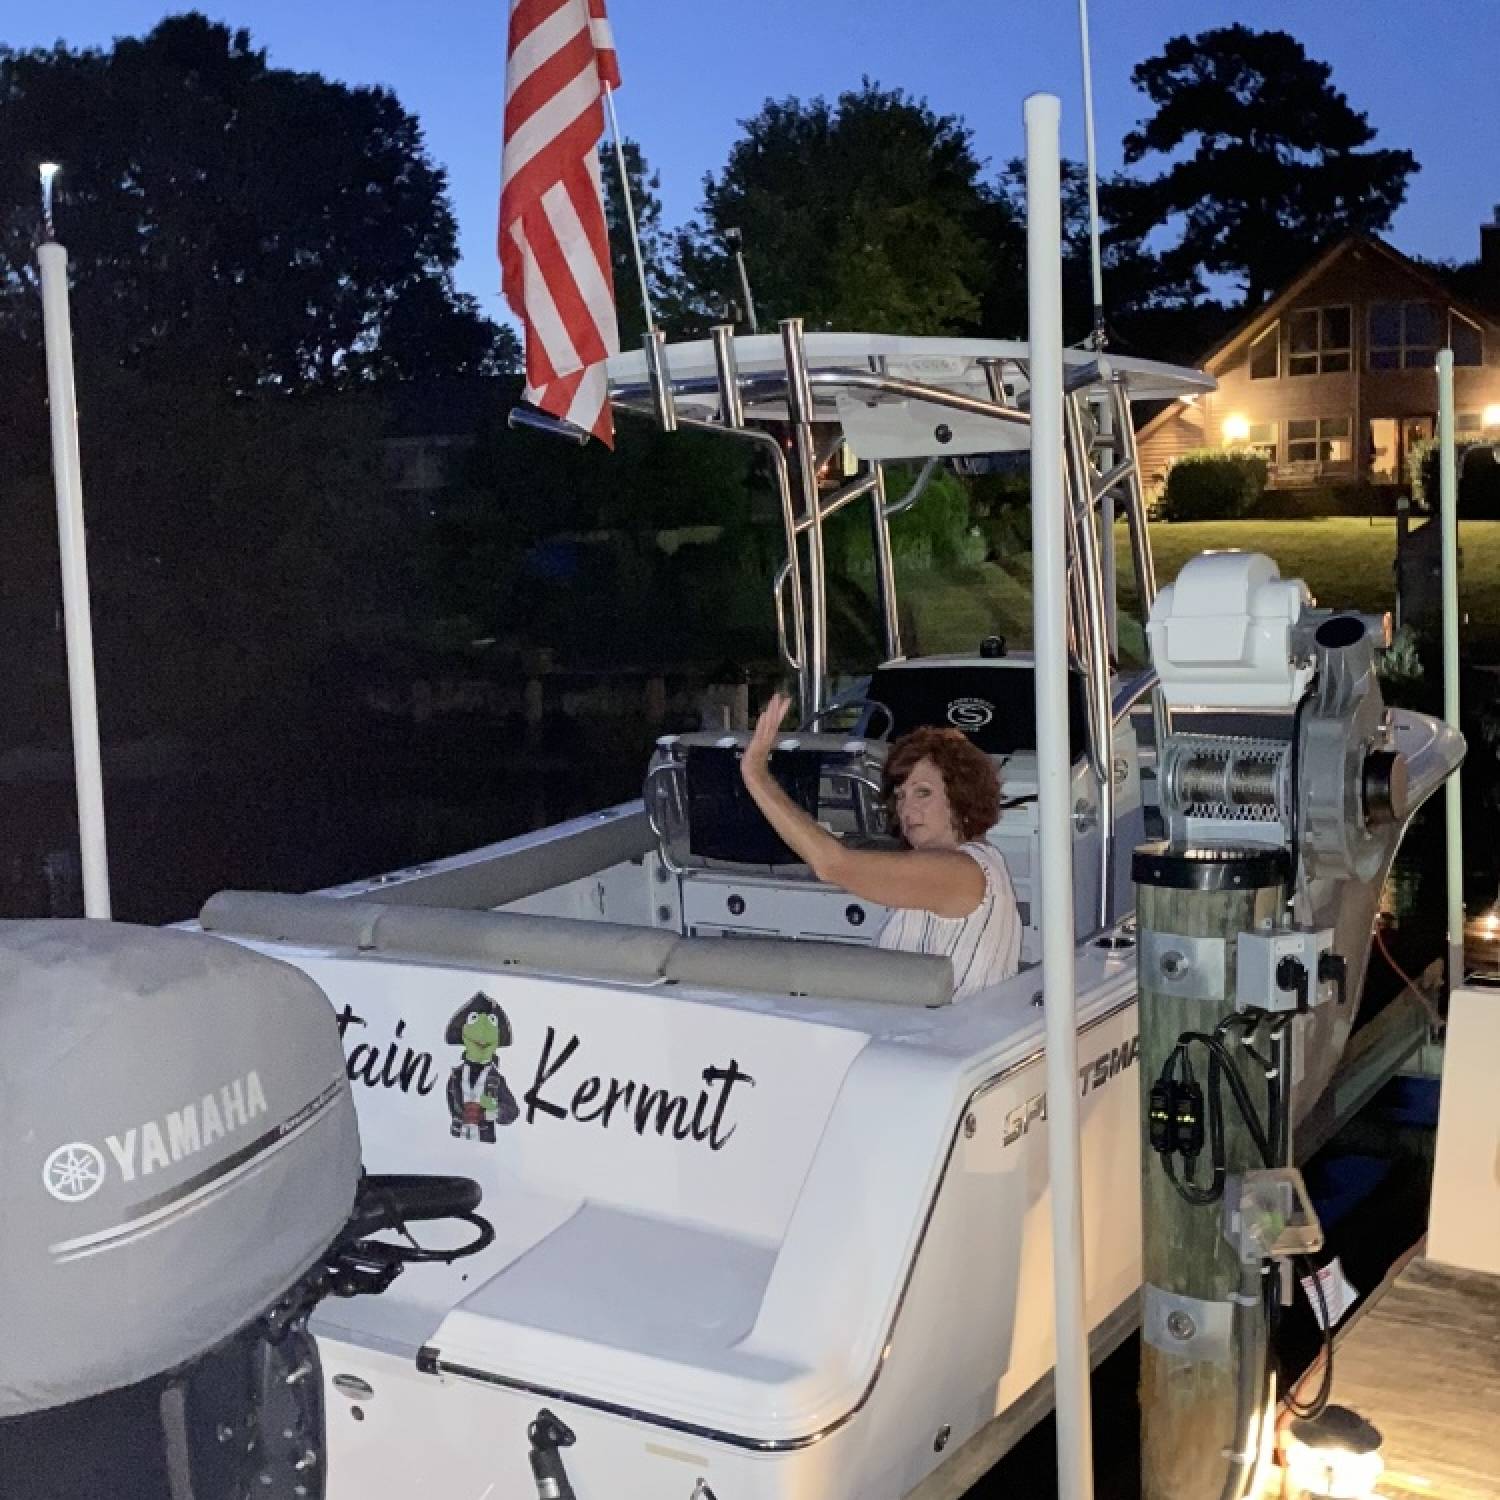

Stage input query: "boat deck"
[{"left": 1315, "top": 1248, "right": 1500, "bottom": 1500}]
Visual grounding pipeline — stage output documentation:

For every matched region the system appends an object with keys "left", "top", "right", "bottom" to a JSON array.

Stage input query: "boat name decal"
[
  {"left": 1002, "top": 1035, "right": 1139, "bottom": 1147},
  {"left": 334, "top": 1004, "right": 756, "bottom": 1151},
  {"left": 524, "top": 1025, "right": 756, "bottom": 1151},
  {"left": 336, "top": 1005, "right": 439, "bottom": 1096}
]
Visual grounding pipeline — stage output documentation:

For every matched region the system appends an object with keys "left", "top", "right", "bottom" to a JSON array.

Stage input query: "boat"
[
  {"left": 182, "top": 316, "right": 1453, "bottom": 1499},
  {"left": 1, "top": 94, "right": 1462, "bottom": 1500}
]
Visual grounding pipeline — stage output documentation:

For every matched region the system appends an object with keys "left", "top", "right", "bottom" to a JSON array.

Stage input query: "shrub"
[
  {"left": 1249, "top": 482, "right": 1402, "bottom": 520},
  {"left": 1411, "top": 438, "right": 1500, "bottom": 519},
  {"left": 1158, "top": 448, "right": 1268, "bottom": 522}
]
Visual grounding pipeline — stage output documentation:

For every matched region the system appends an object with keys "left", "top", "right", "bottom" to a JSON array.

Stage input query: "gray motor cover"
[{"left": 0, "top": 920, "right": 361, "bottom": 1417}]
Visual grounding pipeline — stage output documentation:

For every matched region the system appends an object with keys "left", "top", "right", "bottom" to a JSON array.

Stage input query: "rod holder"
[
  {"left": 780, "top": 318, "right": 815, "bottom": 426},
  {"left": 644, "top": 329, "right": 678, "bottom": 433},
  {"left": 710, "top": 325, "right": 744, "bottom": 428},
  {"left": 507, "top": 405, "right": 590, "bottom": 446}
]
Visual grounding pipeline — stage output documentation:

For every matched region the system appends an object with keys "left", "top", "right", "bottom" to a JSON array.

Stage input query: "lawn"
[{"left": 903, "top": 518, "right": 1500, "bottom": 661}]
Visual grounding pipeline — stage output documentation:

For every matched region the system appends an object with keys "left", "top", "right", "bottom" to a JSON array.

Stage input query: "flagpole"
[{"left": 602, "top": 84, "right": 657, "bottom": 335}]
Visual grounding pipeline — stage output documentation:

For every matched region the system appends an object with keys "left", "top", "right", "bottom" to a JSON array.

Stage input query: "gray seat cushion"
[
  {"left": 199, "top": 891, "right": 385, "bottom": 950},
  {"left": 665, "top": 934, "right": 952, "bottom": 1007},
  {"left": 372, "top": 906, "right": 677, "bottom": 985}
]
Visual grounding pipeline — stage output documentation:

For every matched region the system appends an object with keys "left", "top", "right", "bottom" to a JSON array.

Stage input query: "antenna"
[{"left": 1077, "top": 0, "right": 1107, "bottom": 349}]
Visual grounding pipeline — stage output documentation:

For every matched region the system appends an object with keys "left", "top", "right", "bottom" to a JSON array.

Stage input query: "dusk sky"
[{"left": 9, "top": 1, "right": 1500, "bottom": 313}]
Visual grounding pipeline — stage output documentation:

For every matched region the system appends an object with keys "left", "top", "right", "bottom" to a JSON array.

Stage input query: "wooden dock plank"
[{"left": 1329, "top": 1255, "right": 1500, "bottom": 1500}]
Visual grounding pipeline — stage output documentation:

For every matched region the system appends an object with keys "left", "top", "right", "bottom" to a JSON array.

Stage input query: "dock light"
[
  {"left": 39, "top": 161, "right": 60, "bottom": 239},
  {"left": 1284, "top": 1406, "right": 1384, "bottom": 1500},
  {"left": 1222, "top": 413, "right": 1251, "bottom": 443},
  {"left": 1481, "top": 403, "right": 1500, "bottom": 430}
]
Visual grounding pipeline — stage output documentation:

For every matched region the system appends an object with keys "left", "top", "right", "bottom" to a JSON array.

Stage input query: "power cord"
[
  {"left": 1151, "top": 1026, "right": 1275, "bottom": 1205},
  {"left": 1283, "top": 1254, "right": 1335, "bottom": 1420},
  {"left": 1149, "top": 1010, "right": 1340, "bottom": 1425}
]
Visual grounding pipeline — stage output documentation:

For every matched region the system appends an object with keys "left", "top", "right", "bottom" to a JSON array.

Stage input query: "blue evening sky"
[{"left": 8, "top": 1, "right": 1499, "bottom": 312}]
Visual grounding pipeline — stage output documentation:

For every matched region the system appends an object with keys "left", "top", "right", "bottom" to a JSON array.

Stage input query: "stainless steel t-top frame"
[{"left": 609, "top": 318, "right": 1165, "bottom": 930}]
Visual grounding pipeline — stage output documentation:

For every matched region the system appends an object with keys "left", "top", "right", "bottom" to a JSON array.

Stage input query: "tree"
[
  {"left": 669, "top": 81, "right": 1015, "bottom": 336},
  {"left": 996, "top": 156, "right": 1204, "bottom": 342},
  {"left": 0, "top": 13, "right": 517, "bottom": 391},
  {"left": 1106, "top": 26, "right": 1419, "bottom": 306}
]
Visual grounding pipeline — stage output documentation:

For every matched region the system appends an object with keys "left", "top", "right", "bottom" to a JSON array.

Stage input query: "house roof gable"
[
  {"left": 1200, "top": 234, "right": 1500, "bottom": 375},
  {"left": 1135, "top": 233, "right": 1500, "bottom": 447}
]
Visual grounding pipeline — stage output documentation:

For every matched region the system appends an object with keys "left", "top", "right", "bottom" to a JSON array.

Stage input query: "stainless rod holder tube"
[
  {"left": 710, "top": 325, "right": 744, "bottom": 428},
  {"left": 643, "top": 329, "right": 678, "bottom": 433},
  {"left": 1066, "top": 394, "right": 1116, "bottom": 928},
  {"left": 507, "top": 405, "right": 591, "bottom": 446},
  {"left": 869, "top": 464, "right": 903, "bottom": 662},
  {"left": 780, "top": 317, "right": 828, "bottom": 715}
]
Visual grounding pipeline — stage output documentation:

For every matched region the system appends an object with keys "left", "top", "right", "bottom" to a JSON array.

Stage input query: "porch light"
[
  {"left": 1464, "top": 886, "right": 1500, "bottom": 976},
  {"left": 1481, "top": 403, "right": 1500, "bottom": 430},
  {"left": 1222, "top": 414, "right": 1250, "bottom": 443},
  {"left": 1284, "top": 1407, "right": 1384, "bottom": 1500}
]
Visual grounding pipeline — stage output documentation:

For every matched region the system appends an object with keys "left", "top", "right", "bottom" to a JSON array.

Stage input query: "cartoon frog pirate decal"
[{"left": 444, "top": 992, "right": 520, "bottom": 1142}]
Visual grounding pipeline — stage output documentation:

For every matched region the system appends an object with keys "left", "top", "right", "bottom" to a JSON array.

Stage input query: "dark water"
[{"left": 0, "top": 712, "right": 658, "bottom": 924}]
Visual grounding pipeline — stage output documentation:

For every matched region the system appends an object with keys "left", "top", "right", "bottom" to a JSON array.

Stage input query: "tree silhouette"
[
  {"left": 1106, "top": 25, "right": 1418, "bottom": 306},
  {"left": 669, "top": 81, "right": 1015, "bottom": 336},
  {"left": 0, "top": 13, "right": 517, "bottom": 390}
]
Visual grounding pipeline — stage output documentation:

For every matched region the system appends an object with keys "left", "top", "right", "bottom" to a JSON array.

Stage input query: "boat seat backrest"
[
  {"left": 666, "top": 934, "right": 952, "bottom": 1008},
  {"left": 199, "top": 890, "right": 387, "bottom": 950},
  {"left": 371, "top": 905, "right": 677, "bottom": 984},
  {"left": 198, "top": 891, "right": 954, "bottom": 1006}
]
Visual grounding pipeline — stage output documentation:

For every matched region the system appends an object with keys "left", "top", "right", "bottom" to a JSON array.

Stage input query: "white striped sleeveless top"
[{"left": 875, "top": 841, "right": 1021, "bottom": 1001}]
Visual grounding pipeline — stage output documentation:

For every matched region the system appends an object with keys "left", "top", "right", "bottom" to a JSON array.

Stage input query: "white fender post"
[
  {"left": 1437, "top": 348, "right": 1463, "bottom": 980},
  {"left": 38, "top": 233, "right": 112, "bottom": 918},
  {"left": 1025, "top": 92, "right": 1096, "bottom": 1500}
]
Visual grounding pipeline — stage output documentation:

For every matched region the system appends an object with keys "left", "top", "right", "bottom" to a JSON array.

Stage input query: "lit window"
[
  {"left": 1245, "top": 421, "right": 1277, "bottom": 460},
  {"left": 1452, "top": 312, "right": 1484, "bottom": 368},
  {"left": 1286, "top": 416, "right": 1352, "bottom": 464},
  {"left": 1287, "top": 307, "right": 1351, "bottom": 376},
  {"left": 1369, "top": 301, "right": 1441, "bottom": 370},
  {"left": 1249, "top": 325, "right": 1279, "bottom": 380}
]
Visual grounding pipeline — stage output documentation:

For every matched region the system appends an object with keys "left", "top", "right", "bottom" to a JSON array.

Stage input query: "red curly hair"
[{"left": 881, "top": 727, "right": 1001, "bottom": 844}]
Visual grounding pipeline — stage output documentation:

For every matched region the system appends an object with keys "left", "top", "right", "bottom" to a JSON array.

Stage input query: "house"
[{"left": 1137, "top": 220, "right": 1500, "bottom": 495}]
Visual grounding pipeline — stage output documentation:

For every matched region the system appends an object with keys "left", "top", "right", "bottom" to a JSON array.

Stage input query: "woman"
[{"left": 739, "top": 692, "right": 1021, "bottom": 999}]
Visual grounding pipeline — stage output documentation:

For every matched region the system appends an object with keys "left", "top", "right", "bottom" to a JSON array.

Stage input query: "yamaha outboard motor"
[{"left": 0, "top": 920, "right": 487, "bottom": 1498}]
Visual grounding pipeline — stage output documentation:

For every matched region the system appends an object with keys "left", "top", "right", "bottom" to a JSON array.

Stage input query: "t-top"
[{"left": 876, "top": 840, "right": 1021, "bottom": 1001}]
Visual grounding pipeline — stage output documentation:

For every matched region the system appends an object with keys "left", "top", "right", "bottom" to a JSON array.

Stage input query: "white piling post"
[
  {"left": 1026, "top": 92, "right": 1095, "bottom": 1500},
  {"left": 38, "top": 225, "right": 112, "bottom": 919},
  {"left": 1438, "top": 349, "right": 1463, "bottom": 980}
]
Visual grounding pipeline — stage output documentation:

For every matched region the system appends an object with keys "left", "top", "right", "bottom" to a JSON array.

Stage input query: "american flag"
[{"left": 499, "top": 0, "right": 622, "bottom": 445}]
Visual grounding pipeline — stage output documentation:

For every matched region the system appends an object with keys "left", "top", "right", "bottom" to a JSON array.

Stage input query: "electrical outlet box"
[{"left": 1237, "top": 927, "right": 1336, "bottom": 1012}]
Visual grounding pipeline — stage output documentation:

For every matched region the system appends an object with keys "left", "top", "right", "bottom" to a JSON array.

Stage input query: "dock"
[{"left": 1298, "top": 1246, "right": 1500, "bottom": 1500}]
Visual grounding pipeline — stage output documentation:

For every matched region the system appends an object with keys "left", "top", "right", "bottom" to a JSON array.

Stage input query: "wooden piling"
[{"left": 1133, "top": 843, "right": 1287, "bottom": 1500}]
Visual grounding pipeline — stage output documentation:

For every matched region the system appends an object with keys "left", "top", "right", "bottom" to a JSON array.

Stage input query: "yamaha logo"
[
  {"left": 947, "top": 697, "right": 994, "bottom": 730},
  {"left": 42, "top": 1142, "right": 107, "bottom": 1203},
  {"left": 40, "top": 1072, "right": 269, "bottom": 1206}
]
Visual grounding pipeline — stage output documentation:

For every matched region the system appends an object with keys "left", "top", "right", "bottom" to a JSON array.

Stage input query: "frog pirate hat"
[{"left": 444, "top": 992, "right": 514, "bottom": 1048}]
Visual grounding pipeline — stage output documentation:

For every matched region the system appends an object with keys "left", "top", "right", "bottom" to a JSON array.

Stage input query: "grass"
[{"left": 902, "top": 519, "right": 1500, "bottom": 660}]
